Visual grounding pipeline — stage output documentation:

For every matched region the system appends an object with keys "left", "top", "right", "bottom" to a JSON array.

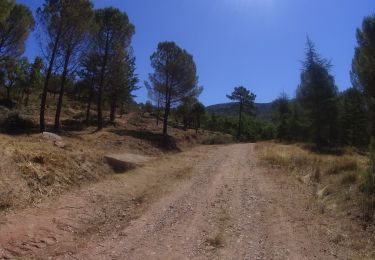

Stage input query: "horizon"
[{"left": 18, "top": 0, "right": 374, "bottom": 106}]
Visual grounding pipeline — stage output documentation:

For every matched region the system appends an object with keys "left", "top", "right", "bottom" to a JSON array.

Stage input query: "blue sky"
[{"left": 18, "top": 0, "right": 374, "bottom": 105}]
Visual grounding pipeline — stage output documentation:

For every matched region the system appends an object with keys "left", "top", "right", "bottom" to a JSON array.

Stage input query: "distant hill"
[{"left": 206, "top": 102, "right": 273, "bottom": 122}]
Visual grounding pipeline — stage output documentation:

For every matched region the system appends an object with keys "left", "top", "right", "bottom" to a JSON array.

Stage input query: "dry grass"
[
  {"left": 0, "top": 134, "right": 109, "bottom": 208},
  {"left": 0, "top": 112, "right": 225, "bottom": 211},
  {"left": 326, "top": 159, "right": 358, "bottom": 175},
  {"left": 257, "top": 142, "right": 370, "bottom": 220},
  {"left": 258, "top": 142, "right": 366, "bottom": 181}
]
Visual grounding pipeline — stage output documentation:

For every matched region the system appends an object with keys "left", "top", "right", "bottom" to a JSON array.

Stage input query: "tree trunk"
[
  {"left": 156, "top": 98, "right": 160, "bottom": 126},
  {"left": 97, "top": 84, "right": 103, "bottom": 129},
  {"left": 54, "top": 50, "right": 71, "bottom": 131},
  {"left": 195, "top": 116, "right": 200, "bottom": 134},
  {"left": 19, "top": 88, "right": 25, "bottom": 103},
  {"left": 6, "top": 87, "right": 10, "bottom": 103},
  {"left": 85, "top": 78, "right": 94, "bottom": 125},
  {"left": 97, "top": 33, "right": 110, "bottom": 131},
  {"left": 110, "top": 97, "right": 117, "bottom": 122},
  {"left": 40, "top": 27, "right": 62, "bottom": 132},
  {"left": 163, "top": 94, "right": 170, "bottom": 137},
  {"left": 238, "top": 102, "right": 243, "bottom": 139},
  {"left": 183, "top": 116, "right": 187, "bottom": 131}
]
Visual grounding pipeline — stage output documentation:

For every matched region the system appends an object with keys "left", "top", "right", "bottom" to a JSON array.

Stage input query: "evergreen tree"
[
  {"left": 53, "top": 0, "right": 94, "bottom": 130},
  {"left": 352, "top": 14, "right": 375, "bottom": 137},
  {"left": 0, "top": 57, "right": 25, "bottom": 104},
  {"left": 24, "top": 56, "right": 43, "bottom": 106},
  {"left": 297, "top": 38, "right": 338, "bottom": 149},
  {"left": 339, "top": 87, "right": 369, "bottom": 147},
  {"left": 145, "top": 80, "right": 163, "bottom": 126},
  {"left": 146, "top": 41, "right": 201, "bottom": 137},
  {"left": 191, "top": 102, "right": 205, "bottom": 134},
  {"left": 107, "top": 47, "right": 139, "bottom": 122},
  {"left": 93, "top": 7, "right": 135, "bottom": 130},
  {"left": 272, "top": 92, "right": 291, "bottom": 141},
  {"left": 0, "top": 2, "right": 34, "bottom": 61},
  {"left": 226, "top": 86, "right": 256, "bottom": 139},
  {"left": 176, "top": 96, "right": 195, "bottom": 130},
  {"left": 80, "top": 50, "right": 99, "bottom": 125}
]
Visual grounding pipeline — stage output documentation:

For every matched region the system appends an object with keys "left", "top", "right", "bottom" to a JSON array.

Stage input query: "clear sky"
[{"left": 18, "top": 0, "right": 374, "bottom": 105}]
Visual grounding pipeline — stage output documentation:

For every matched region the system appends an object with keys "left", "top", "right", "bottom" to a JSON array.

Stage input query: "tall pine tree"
[
  {"left": 297, "top": 38, "right": 338, "bottom": 149},
  {"left": 352, "top": 14, "right": 375, "bottom": 138}
]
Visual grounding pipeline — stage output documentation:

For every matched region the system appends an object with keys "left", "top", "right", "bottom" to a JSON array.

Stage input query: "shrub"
[
  {"left": 1, "top": 112, "right": 36, "bottom": 134},
  {"left": 202, "top": 135, "right": 233, "bottom": 145}
]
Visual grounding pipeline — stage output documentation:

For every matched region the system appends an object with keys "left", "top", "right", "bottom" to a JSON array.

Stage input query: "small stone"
[{"left": 54, "top": 140, "right": 66, "bottom": 148}]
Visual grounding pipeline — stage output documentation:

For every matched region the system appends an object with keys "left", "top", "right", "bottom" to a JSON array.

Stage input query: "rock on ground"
[{"left": 104, "top": 153, "right": 152, "bottom": 172}]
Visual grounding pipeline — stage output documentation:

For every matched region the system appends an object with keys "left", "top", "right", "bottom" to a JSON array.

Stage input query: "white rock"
[{"left": 42, "top": 132, "right": 63, "bottom": 142}]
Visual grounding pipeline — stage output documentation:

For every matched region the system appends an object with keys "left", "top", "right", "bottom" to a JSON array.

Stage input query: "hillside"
[{"left": 206, "top": 102, "right": 273, "bottom": 121}]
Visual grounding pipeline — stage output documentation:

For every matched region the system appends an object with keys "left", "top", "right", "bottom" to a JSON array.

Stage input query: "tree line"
[
  {"left": 0, "top": 0, "right": 203, "bottom": 137},
  {"left": 205, "top": 15, "right": 375, "bottom": 150},
  {"left": 271, "top": 28, "right": 372, "bottom": 151}
]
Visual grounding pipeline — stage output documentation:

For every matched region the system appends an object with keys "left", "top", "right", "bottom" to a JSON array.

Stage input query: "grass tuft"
[
  {"left": 341, "top": 172, "right": 357, "bottom": 185},
  {"left": 206, "top": 234, "right": 224, "bottom": 248},
  {"left": 326, "top": 159, "right": 358, "bottom": 175}
]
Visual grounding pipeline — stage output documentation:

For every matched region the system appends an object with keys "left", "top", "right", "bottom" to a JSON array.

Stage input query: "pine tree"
[
  {"left": 272, "top": 92, "right": 291, "bottom": 141},
  {"left": 352, "top": 14, "right": 375, "bottom": 138},
  {"left": 146, "top": 41, "right": 201, "bottom": 137},
  {"left": 339, "top": 87, "right": 369, "bottom": 147},
  {"left": 93, "top": 7, "right": 135, "bottom": 130},
  {"left": 297, "top": 38, "right": 338, "bottom": 149},
  {"left": 0, "top": 2, "right": 34, "bottom": 61},
  {"left": 227, "top": 86, "right": 256, "bottom": 140},
  {"left": 24, "top": 56, "right": 43, "bottom": 106}
]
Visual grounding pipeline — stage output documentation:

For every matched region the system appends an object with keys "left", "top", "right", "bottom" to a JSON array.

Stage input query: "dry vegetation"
[
  {"left": 256, "top": 142, "right": 375, "bottom": 222},
  {"left": 256, "top": 142, "right": 375, "bottom": 258},
  {"left": 0, "top": 109, "right": 229, "bottom": 212}
]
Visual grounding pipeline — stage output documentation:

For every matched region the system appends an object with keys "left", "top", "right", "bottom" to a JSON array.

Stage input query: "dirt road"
[{"left": 0, "top": 144, "right": 355, "bottom": 259}]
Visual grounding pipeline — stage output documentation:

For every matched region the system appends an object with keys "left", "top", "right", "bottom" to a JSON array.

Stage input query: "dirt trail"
[{"left": 0, "top": 144, "right": 354, "bottom": 259}]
